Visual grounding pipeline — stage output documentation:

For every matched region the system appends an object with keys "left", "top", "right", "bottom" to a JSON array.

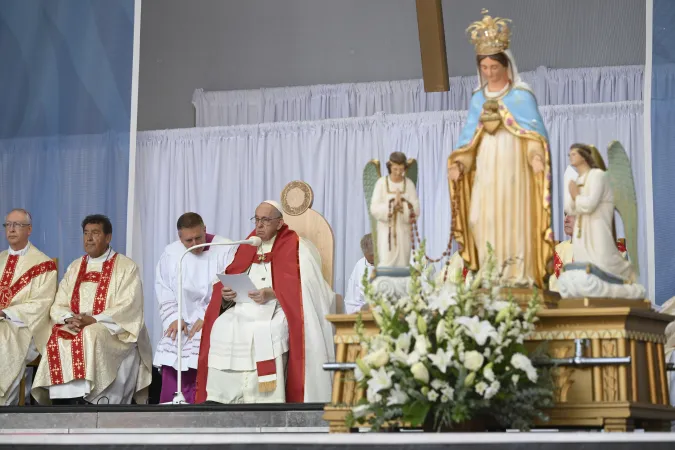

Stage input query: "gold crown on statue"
[{"left": 466, "top": 9, "right": 512, "bottom": 56}]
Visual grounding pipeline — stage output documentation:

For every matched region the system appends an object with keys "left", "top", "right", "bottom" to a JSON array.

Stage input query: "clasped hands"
[
  {"left": 64, "top": 313, "right": 97, "bottom": 333},
  {"left": 568, "top": 179, "right": 580, "bottom": 200},
  {"left": 394, "top": 191, "right": 404, "bottom": 212},
  {"left": 221, "top": 286, "right": 275, "bottom": 307},
  {"left": 448, "top": 155, "right": 544, "bottom": 181},
  {"left": 165, "top": 318, "right": 203, "bottom": 341}
]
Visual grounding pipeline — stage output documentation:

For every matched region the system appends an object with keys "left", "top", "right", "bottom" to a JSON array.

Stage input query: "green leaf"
[{"left": 402, "top": 400, "right": 432, "bottom": 427}]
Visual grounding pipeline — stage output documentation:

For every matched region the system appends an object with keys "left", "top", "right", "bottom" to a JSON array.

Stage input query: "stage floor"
[{"left": 1, "top": 431, "right": 675, "bottom": 449}]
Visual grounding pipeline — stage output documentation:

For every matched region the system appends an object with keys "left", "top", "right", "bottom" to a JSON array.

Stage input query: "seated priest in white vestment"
[
  {"left": 549, "top": 214, "right": 627, "bottom": 292},
  {"left": 196, "top": 200, "right": 336, "bottom": 404},
  {"left": 153, "top": 212, "right": 231, "bottom": 404},
  {"left": 0, "top": 209, "right": 57, "bottom": 406},
  {"left": 33, "top": 215, "right": 152, "bottom": 405},
  {"left": 344, "top": 234, "right": 375, "bottom": 314}
]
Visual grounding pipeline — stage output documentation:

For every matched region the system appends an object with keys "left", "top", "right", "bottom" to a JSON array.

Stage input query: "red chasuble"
[{"left": 195, "top": 224, "right": 305, "bottom": 403}]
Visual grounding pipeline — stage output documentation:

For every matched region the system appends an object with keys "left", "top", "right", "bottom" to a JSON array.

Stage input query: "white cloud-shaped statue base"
[{"left": 557, "top": 267, "right": 646, "bottom": 300}]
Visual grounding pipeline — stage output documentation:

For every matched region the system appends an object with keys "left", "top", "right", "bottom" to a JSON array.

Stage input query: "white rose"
[
  {"left": 363, "top": 348, "right": 390, "bottom": 368},
  {"left": 483, "top": 365, "right": 495, "bottom": 382},
  {"left": 352, "top": 404, "right": 369, "bottom": 418},
  {"left": 484, "top": 381, "right": 500, "bottom": 399},
  {"left": 396, "top": 333, "right": 412, "bottom": 353},
  {"left": 510, "top": 353, "right": 538, "bottom": 383},
  {"left": 354, "top": 365, "right": 365, "bottom": 382},
  {"left": 414, "top": 336, "right": 429, "bottom": 356},
  {"left": 411, "top": 362, "right": 430, "bottom": 384},
  {"left": 463, "top": 350, "right": 485, "bottom": 372},
  {"left": 436, "top": 320, "right": 447, "bottom": 343}
]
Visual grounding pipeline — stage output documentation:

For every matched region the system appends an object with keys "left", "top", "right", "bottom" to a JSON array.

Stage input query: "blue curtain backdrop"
[
  {"left": 652, "top": 0, "right": 675, "bottom": 305},
  {"left": 0, "top": 0, "right": 133, "bottom": 274}
]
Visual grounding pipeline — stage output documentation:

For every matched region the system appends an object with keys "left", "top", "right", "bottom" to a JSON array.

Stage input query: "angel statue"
[
  {"left": 448, "top": 10, "right": 554, "bottom": 289},
  {"left": 557, "top": 142, "right": 646, "bottom": 299},
  {"left": 363, "top": 152, "right": 420, "bottom": 271}
]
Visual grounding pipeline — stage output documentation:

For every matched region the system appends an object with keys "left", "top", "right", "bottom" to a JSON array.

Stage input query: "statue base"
[
  {"left": 371, "top": 276, "right": 410, "bottom": 300},
  {"left": 480, "top": 287, "right": 561, "bottom": 309},
  {"left": 558, "top": 264, "right": 646, "bottom": 300},
  {"left": 323, "top": 304, "right": 675, "bottom": 433}
]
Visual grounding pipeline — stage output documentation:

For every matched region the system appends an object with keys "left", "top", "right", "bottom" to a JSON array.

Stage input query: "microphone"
[
  {"left": 245, "top": 236, "right": 263, "bottom": 247},
  {"left": 166, "top": 236, "right": 262, "bottom": 405}
]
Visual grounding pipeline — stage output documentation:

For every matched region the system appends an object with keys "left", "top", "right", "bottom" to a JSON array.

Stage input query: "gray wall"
[{"left": 138, "top": 0, "right": 645, "bottom": 131}]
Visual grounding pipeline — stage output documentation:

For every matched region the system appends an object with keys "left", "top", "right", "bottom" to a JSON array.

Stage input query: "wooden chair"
[
  {"left": 279, "top": 181, "right": 343, "bottom": 313},
  {"left": 17, "top": 257, "right": 57, "bottom": 406}
]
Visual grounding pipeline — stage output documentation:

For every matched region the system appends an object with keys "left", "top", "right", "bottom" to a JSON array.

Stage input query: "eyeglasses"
[
  {"left": 250, "top": 216, "right": 281, "bottom": 225},
  {"left": 3, "top": 222, "right": 30, "bottom": 229}
]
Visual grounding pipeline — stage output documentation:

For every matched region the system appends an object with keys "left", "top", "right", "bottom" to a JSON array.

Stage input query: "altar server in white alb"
[
  {"left": 196, "top": 200, "right": 336, "bottom": 404},
  {"left": 0, "top": 209, "right": 57, "bottom": 406},
  {"left": 153, "top": 212, "right": 232, "bottom": 404},
  {"left": 344, "top": 234, "right": 375, "bottom": 314},
  {"left": 33, "top": 215, "right": 153, "bottom": 405}
]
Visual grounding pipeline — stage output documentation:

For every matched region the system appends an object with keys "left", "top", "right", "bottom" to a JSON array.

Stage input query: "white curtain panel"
[
  {"left": 193, "top": 65, "right": 644, "bottom": 127},
  {"left": 136, "top": 101, "right": 645, "bottom": 348}
]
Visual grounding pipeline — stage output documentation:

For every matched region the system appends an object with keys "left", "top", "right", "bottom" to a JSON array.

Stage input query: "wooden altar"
[{"left": 323, "top": 298, "right": 675, "bottom": 433}]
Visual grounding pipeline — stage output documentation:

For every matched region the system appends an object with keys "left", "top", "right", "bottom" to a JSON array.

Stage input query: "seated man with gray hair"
[
  {"left": 0, "top": 209, "right": 57, "bottom": 406},
  {"left": 344, "top": 234, "right": 375, "bottom": 314}
]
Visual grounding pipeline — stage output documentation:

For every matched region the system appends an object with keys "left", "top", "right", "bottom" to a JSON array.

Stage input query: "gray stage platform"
[
  {"left": 0, "top": 404, "right": 327, "bottom": 433},
  {"left": 2, "top": 432, "right": 675, "bottom": 449}
]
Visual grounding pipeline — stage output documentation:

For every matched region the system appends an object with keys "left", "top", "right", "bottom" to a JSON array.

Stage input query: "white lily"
[
  {"left": 456, "top": 316, "right": 498, "bottom": 346},
  {"left": 428, "top": 285, "right": 458, "bottom": 314},
  {"left": 428, "top": 347, "right": 454, "bottom": 374},
  {"left": 386, "top": 383, "right": 409, "bottom": 406},
  {"left": 367, "top": 367, "right": 394, "bottom": 394}
]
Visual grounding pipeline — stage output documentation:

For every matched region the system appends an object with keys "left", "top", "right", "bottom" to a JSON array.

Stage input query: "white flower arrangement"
[{"left": 348, "top": 243, "right": 554, "bottom": 431}]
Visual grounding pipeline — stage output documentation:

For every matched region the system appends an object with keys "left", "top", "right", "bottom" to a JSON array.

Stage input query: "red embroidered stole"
[
  {"left": 0, "top": 254, "right": 57, "bottom": 309},
  {"left": 47, "top": 254, "right": 118, "bottom": 385},
  {"left": 196, "top": 225, "right": 305, "bottom": 403}
]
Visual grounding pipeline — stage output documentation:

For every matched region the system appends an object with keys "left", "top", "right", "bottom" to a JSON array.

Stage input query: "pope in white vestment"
[
  {"left": 32, "top": 215, "right": 152, "bottom": 404},
  {"left": 0, "top": 242, "right": 57, "bottom": 405},
  {"left": 196, "top": 201, "right": 335, "bottom": 404},
  {"left": 153, "top": 219, "right": 232, "bottom": 403}
]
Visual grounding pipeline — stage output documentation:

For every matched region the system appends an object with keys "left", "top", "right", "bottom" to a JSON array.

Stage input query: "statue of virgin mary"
[{"left": 448, "top": 10, "right": 554, "bottom": 288}]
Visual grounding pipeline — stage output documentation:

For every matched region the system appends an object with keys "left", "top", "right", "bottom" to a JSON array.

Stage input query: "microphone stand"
[{"left": 169, "top": 238, "right": 260, "bottom": 404}]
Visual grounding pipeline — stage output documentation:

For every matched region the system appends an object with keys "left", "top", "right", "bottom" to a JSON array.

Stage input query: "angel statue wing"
[
  {"left": 407, "top": 158, "right": 418, "bottom": 187},
  {"left": 363, "top": 160, "right": 382, "bottom": 265},
  {"left": 606, "top": 141, "right": 640, "bottom": 276}
]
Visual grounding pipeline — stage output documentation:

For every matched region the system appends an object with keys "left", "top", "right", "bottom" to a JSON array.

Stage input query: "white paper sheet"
[{"left": 217, "top": 273, "right": 257, "bottom": 304}]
